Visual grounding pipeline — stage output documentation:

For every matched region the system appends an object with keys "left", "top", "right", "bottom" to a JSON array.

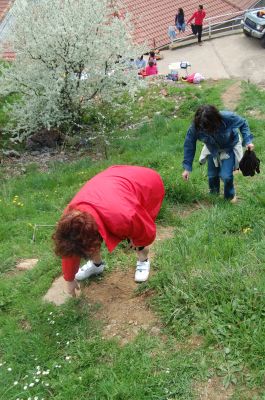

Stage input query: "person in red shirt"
[
  {"left": 53, "top": 165, "right": 165, "bottom": 296},
  {"left": 145, "top": 60, "right": 158, "bottom": 76},
  {"left": 187, "top": 4, "right": 206, "bottom": 45}
]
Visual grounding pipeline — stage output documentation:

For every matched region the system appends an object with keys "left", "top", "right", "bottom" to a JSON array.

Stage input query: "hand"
[
  {"left": 246, "top": 143, "right": 254, "bottom": 151},
  {"left": 182, "top": 170, "right": 190, "bottom": 181},
  {"left": 65, "top": 280, "right": 79, "bottom": 297}
]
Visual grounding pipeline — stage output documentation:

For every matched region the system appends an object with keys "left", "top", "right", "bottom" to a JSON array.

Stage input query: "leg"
[
  {"left": 197, "top": 25, "right": 202, "bottom": 43},
  {"left": 220, "top": 152, "right": 235, "bottom": 200},
  {"left": 135, "top": 246, "right": 150, "bottom": 283},
  {"left": 91, "top": 249, "right": 103, "bottom": 265},
  {"left": 207, "top": 155, "right": 220, "bottom": 195},
  {"left": 136, "top": 246, "right": 149, "bottom": 262}
]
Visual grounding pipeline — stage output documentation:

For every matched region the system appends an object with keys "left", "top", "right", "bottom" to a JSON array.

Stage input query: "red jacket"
[
  {"left": 145, "top": 64, "right": 158, "bottom": 76},
  {"left": 62, "top": 165, "right": 164, "bottom": 281},
  {"left": 187, "top": 10, "right": 206, "bottom": 25}
]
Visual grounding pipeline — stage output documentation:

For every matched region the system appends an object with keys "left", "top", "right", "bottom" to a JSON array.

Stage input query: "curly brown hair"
[{"left": 52, "top": 210, "right": 102, "bottom": 258}]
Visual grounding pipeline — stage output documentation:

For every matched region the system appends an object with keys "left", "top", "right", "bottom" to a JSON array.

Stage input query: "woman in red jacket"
[
  {"left": 53, "top": 165, "right": 165, "bottom": 296},
  {"left": 187, "top": 4, "right": 206, "bottom": 45}
]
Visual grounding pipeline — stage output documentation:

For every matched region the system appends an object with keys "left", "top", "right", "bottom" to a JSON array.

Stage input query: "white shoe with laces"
[
  {"left": 75, "top": 261, "right": 105, "bottom": 281},
  {"left": 135, "top": 259, "right": 150, "bottom": 283}
]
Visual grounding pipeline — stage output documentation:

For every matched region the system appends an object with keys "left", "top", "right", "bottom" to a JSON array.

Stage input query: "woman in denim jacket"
[{"left": 182, "top": 105, "right": 254, "bottom": 201}]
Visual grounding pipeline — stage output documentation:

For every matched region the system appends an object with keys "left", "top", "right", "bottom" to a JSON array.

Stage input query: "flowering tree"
[{"left": 0, "top": 0, "right": 145, "bottom": 141}]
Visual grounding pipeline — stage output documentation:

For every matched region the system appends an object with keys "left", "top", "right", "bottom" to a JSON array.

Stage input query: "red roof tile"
[
  {"left": 0, "top": 0, "right": 13, "bottom": 22},
  {"left": 0, "top": 0, "right": 258, "bottom": 61},
  {"left": 0, "top": 0, "right": 15, "bottom": 60},
  {"left": 124, "top": 0, "right": 257, "bottom": 48}
]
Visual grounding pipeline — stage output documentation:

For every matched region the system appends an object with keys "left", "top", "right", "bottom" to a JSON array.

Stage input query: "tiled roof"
[
  {"left": 0, "top": 0, "right": 12, "bottom": 22},
  {"left": 0, "top": 0, "right": 15, "bottom": 60},
  {"left": 124, "top": 0, "right": 258, "bottom": 48},
  {"left": 0, "top": 0, "right": 258, "bottom": 60}
]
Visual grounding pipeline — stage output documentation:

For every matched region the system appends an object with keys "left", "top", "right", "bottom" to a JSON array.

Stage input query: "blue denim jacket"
[{"left": 183, "top": 111, "right": 254, "bottom": 171}]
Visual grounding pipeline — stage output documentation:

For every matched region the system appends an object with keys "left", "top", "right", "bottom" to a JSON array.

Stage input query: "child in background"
[
  {"left": 175, "top": 8, "right": 186, "bottom": 33},
  {"left": 135, "top": 55, "right": 146, "bottom": 70},
  {"left": 145, "top": 60, "right": 158, "bottom": 76},
  {"left": 148, "top": 51, "right": 157, "bottom": 65}
]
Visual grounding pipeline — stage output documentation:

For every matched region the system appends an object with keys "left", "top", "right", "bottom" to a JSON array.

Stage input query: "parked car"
[{"left": 243, "top": 9, "right": 265, "bottom": 48}]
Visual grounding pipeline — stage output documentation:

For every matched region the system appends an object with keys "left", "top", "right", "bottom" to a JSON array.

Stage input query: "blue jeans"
[
  {"left": 207, "top": 151, "right": 235, "bottom": 199},
  {"left": 176, "top": 22, "right": 186, "bottom": 32}
]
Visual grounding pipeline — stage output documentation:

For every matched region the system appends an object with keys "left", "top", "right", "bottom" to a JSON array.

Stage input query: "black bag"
[
  {"left": 191, "top": 23, "right": 198, "bottom": 35},
  {"left": 239, "top": 149, "right": 260, "bottom": 176}
]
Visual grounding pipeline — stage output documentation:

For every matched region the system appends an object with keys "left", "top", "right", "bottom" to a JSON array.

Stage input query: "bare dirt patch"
[
  {"left": 19, "top": 319, "right": 32, "bottom": 331},
  {"left": 175, "top": 335, "right": 204, "bottom": 351},
  {"left": 221, "top": 81, "right": 242, "bottom": 111},
  {"left": 83, "top": 226, "right": 175, "bottom": 344},
  {"left": 194, "top": 376, "right": 234, "bottom": 400},
  {"left": 16, "top": 258, "right": 39, "bottom": 271},
  {"left": 83, "top": 268, "right": 161, "bottom": 345},
  {"left": 0, "top": 150, "right": 102, "bottom": 179},
  {"left": 43, "top": 225, "right": 175, "bottom": 339},
  {"left": 246, "top": 109, "right": 265, "bottom": 120}
]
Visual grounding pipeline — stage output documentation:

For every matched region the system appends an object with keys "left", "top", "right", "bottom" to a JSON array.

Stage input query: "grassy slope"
[{"left": 0, "top": 80, "right": 265, "bottom": 400}]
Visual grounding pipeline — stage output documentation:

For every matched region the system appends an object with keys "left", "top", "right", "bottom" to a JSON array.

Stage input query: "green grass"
[{"left": 1, "top": 80, "right": 265, "bottom": 399}]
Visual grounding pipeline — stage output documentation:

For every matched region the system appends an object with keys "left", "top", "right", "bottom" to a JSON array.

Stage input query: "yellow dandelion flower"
[{"left": 243, "top": 227, "right": 252, "bottom": 234}]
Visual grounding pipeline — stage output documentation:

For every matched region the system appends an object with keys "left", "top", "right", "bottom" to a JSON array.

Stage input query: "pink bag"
[{"left": 186, "top": 73, "right": 195, "bottom": 83}]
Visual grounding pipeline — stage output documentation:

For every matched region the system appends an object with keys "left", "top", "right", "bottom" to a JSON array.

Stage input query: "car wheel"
[{"left": 243, "top": 29, "right": 251, "bottom": 37}]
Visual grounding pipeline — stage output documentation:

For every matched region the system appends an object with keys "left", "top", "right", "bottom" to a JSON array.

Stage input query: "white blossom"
[{"left": 0, "top": 0, "right": 146, "bottom": 141}]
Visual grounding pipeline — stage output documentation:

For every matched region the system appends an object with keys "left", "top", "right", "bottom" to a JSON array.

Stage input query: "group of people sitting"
[{"left": 135, "top": 51, "right": 159, "bottom": 77}]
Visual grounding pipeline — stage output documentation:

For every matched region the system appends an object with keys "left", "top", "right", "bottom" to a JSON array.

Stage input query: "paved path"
[{"left": 156, "top": 33, "right": 265, "bottom": 84}]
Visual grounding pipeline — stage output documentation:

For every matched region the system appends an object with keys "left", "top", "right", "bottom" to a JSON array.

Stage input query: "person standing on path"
[
  {"left": 53, "top": 165, "right": 165, "bottom": 296},
  {"left": 175, "top": 8, "right": 186, "bottom": 33},
  {"left": 187, "top": 4, "right": 206, "bottom": 45},
  {"left": 182, "top": 105, "right": 254, "bottom": 202}
]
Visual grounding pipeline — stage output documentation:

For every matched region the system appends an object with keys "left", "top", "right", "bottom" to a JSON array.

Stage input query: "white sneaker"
[
  {"left": 135, "top": 259, "right": 150, "bottom": 283},
  {"left": 75, "top": 261, "right": 105, "bottom": 281}
]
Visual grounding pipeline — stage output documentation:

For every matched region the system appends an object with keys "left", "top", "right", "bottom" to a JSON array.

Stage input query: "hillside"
[{"left": 1, "top": 79, "right": 265, "bottom": 400}]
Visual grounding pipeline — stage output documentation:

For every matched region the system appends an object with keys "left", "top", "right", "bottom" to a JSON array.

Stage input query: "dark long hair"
[
  {"left": 194, "top": 105, "right": 222, "bottom": 134},
  {"left": 178, "top": 8, "right": 184, "bottom": 17}
]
